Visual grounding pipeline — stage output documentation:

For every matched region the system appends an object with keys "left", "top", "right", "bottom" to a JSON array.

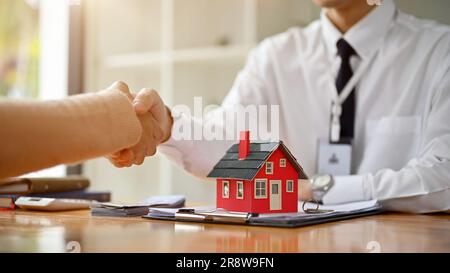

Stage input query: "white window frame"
[
  {"left": 222, "top": 181, "right": 230, "bottom": 198},
  {"left": 286, "top": 180, "right": 294, "bottom": 193},
  {"left": 236, "top": 181, "right": 244, "bottom": 199},
  {"left": 280, "top": 158, "right": 286, "bottom": 168},
  {"left": 254, "top": 179, "right": 267, "bottom": 199},
  {"left": 265, "top": 162, "right": 273, "bottom": 175}
]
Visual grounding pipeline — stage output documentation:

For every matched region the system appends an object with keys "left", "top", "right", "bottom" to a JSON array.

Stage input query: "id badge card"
[{"left": 316, "top": 138, "right": 352, "bottom": 175}]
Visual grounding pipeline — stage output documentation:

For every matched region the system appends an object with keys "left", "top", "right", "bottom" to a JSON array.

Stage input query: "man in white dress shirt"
[{"left": 109, "top": 0, "right": 450, "bottom": 213}]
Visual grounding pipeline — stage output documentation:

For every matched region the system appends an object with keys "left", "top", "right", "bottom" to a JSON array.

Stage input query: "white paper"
[
  {"left": 94, "top": 195, "right": 185, "bottom": 209},
  {"left": 148, "top": 201, "right": 379, "bottom": 220},
  {"left": 149, "top": 206, "right": 215, "bottom": 217},
  {"left": 302, "top": 199, "right": 378, "bottom": 212}
]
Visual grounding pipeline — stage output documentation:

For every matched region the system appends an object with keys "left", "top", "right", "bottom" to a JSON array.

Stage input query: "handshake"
[{"left": 105, "top": 81, "right": 173, "bottom": 167}]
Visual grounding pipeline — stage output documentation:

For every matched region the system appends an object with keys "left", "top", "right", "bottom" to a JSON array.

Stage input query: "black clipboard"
[{"left": 142, "top": 203, "right": 383, "bottom": 228}]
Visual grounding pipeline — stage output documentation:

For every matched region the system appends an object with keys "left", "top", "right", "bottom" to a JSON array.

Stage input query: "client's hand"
[{"left": 105, "top": 81, "right": 172, "bottom": 167}]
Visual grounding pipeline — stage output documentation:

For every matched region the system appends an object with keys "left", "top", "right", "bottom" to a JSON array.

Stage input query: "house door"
[{"left": 269, "top": 180, "right": 281, "bottom": 210}]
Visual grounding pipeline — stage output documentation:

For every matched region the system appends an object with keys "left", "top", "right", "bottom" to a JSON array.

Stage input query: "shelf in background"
[{"left": 104, "top": 44, "right": 254, "bottom": 69}]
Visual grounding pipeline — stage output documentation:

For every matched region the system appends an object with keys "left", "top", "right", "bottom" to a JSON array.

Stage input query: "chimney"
[{"left": 238, "top": 131, "right": 250, "bottom": 160}]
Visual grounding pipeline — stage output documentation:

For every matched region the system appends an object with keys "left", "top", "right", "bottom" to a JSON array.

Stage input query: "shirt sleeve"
[
  {"left": 322, "top": 70, "right": 450, "bottom": 213},
  {"left": 322, "top": 175, "right": 367, "bottom": 204},
  {"left": 158, "top": 39, "right": 278, "bottom": 178}
]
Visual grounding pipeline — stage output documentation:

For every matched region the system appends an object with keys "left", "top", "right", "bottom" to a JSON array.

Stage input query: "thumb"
[
  {"left": 108, "top": 81, "right": 132, "bottom": 100},
  {"left": 133, "top": 88, "right": 165, "bottom": 119}
]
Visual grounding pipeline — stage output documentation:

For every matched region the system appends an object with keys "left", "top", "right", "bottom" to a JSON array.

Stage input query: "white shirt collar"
[{"left": 321, "top": 0, "right": 396, "bottom": 60}]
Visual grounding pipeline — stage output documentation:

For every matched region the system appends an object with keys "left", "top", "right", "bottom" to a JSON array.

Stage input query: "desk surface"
[{"left": 0, "top": 209, "right": 449, "bottom": 253}]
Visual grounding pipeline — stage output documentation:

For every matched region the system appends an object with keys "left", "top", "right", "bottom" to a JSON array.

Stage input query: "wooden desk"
[{"left": 0, "top": 210, "right": 449, "bottom": 252}]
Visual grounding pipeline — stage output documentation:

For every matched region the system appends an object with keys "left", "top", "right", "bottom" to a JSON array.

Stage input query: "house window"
[
  {"left": 280, "top": 158, "right": 286, "bottom": 167},
  {"left": 271, "top": 183, "right": 279, "bottom": 194},
  {"left": 222, "top": 181, "right": 229, "bottom": 198},
  {"left": 265, "top": 162, "right": 273, "bottom": 174},
  {"left": 236, "top": 181, "right": 244, "bottom": 199},
  {"left": 286, "top": 180, "right": 294, "bottom": 193},
  {"left": 254, "top": 179, "right": 267, "bottom": 199}
]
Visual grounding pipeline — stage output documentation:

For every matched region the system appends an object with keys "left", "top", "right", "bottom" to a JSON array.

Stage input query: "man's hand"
[
  {"left": 105, "top": 81, "right": 173, "bottom": 167},
  {"left": 298, "top": 179, "right": 313, "bottom": 201},
  {"left": 133, "top": 87, "right": 172, "bottom": 144}
]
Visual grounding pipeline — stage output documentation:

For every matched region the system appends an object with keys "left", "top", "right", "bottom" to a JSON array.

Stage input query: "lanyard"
[
  {"left": 325, "top": 25, "right": 394, "bottom": 143},
  {"left": 329, "top": 51, "right": 378, "bottom": 142}
]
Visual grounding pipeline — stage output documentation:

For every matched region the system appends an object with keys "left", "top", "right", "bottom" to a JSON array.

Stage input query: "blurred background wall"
[{"left": 1, "top": 0, "right": 449, "bottom": 202}]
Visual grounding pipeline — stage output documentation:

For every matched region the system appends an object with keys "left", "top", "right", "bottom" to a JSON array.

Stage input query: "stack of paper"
[
  {"left": 147, "top": 207, "right": 251, "bottom": 223},
  {"left": 91, "top": 195, "right": 185, "bottom": 217},
  {"left": 144, "top": 200, "right": 382, "bottom": 228},
  {"left": 148, "top": 206, "right": 214, "bottom": 218},
  {"left": 251, "top": 200, "right": 381, "bottom": 227}
]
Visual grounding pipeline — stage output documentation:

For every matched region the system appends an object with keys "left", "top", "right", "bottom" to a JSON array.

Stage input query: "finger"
[
  {"left": 134, "top": 152, "right": 145, "bottom": 166},
  {"left": 107, "top": 152, "right": 121, "bottom": 160},
  {"left": 107, "top": 157, "right": 130, "bottom": 168},
  {"left": 114, "top": 149, "right": 134, "bottom": 161},
  {"left": 115, "top": 157, "right": 134, "bottom": 168},
  {"left": 133, "top": 88, "right": 165, "bottom": 120},
  {"left": 107, "top": 149, "right": 135, "bottom": 166},
  {"left": 108, "top": 81, "right": 133, "bottom": 99},
  {"left": 146, "top": 144, "right": 157, "bottom": 157},
  {"left": 143, "top": 114, "right": 164, "bottom": 141},
  {"left": 123, "top": 161, "right": 134, "bottom": 168},
  {"left": 152, "top": 120, "right": 165, "bottom": 141},
  {"left": 108, "top": 81, "right": 129, "bottom": 92},
  {"left": 133, "top": 88, "right": 156, "bottom": 115},
  {"left": 108, "top": 149, "right": 127, "bottom": 160}
]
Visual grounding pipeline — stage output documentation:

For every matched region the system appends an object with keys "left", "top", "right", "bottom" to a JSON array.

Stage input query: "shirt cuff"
[
  {"left": 322, "top": 175, "right": 370, "bottom": 205},
  {"left": 158, "top": 109, "right": 195, "bottom": 169}
]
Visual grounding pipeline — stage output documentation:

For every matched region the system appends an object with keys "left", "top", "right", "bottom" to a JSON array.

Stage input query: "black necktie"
[{"left": 335, "top": 38, "right": 357, "bottom": 140}]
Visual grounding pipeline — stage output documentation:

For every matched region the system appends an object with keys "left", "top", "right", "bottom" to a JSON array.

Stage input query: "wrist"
[
  {"left": 310, "top": 174, "right": 335, "bottom": 202},
  {"left": 161, "top": 105, "right": 173, "bottom": 144}
]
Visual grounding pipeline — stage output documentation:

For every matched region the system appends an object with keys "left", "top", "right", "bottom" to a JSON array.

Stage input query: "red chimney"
[{"left": 238, "top": 131, "right": 250, "bottom": 160}]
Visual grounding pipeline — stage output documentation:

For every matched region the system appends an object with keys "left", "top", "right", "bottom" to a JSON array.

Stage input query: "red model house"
[{"left": 207, "top": 131, "right": 308, "bottom": 214}]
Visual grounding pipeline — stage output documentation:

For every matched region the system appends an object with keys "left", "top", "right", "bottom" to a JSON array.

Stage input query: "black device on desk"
[{"left": 15, "top": 196, "right": 94, "bottom": 211}]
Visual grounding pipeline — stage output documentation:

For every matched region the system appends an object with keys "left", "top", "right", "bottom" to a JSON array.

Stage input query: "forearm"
[
  {"left": 380, "top": 189, "right": 450, "bottom": 213},
  {"left": 322, "top": 137, "right": 450, "bottom": 213},
  {"left": 323, "top": 73, "right": 450, "bottom": 213},
  {"left": 0, "top": 90, "right": 142, "bottom": 179}
]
